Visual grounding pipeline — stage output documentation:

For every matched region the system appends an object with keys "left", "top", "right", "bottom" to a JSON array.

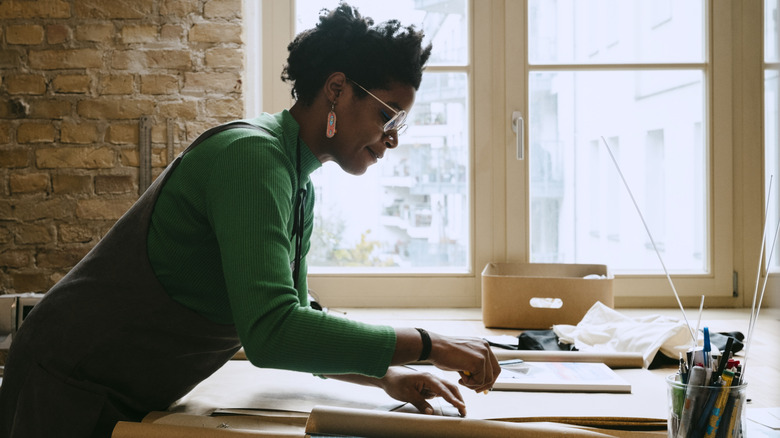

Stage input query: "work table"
[{"left": 113, "top": 307, "right": 779, "bottom": 437}]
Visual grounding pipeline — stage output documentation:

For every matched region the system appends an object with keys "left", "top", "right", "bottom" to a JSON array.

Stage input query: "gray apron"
[{"left": 0, "top": 122, "right": 265, "bottom": 437}]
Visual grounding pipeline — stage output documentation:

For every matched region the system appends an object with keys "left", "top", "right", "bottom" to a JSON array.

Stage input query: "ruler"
[{"left": 138, "top": 115, "right": 152, "bottom": 195}]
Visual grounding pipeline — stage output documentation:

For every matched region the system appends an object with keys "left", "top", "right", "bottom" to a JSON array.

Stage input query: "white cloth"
[{"left": 552, "top": 302, "right": 699, "bottom": 368}]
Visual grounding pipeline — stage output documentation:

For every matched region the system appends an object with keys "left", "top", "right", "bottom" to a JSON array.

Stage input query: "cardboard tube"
[
  {"left": 305, "top": 406, "right": 621, "bottom": 438},
  {"left": 492, "top": 350, "right": 644, "bottom": 368}
]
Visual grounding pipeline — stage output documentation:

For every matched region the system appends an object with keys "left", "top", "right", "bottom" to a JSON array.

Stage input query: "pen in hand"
[{"left": 462, "top": 370, "right": 490, "bottom": 394}]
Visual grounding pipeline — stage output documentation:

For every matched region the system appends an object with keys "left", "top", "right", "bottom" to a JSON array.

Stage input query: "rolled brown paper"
[
  {"left": 492, "top": 350, "right": 644, "bottom": 368},
  {"left": 112, "top": 421, "right": 303, "bottom": 438},
  {"left": 305, "top": 405, "right": 621, "bottom": 438}
]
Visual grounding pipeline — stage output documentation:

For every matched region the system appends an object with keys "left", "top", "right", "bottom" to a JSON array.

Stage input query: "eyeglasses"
[{"left": 348, "top": 78, "right": 408, "bottom": 136}]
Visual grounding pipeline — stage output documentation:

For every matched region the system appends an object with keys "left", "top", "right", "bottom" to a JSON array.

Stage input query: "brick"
[
  {"left": 0, "top": 0, "right": 70, "bottom": 19},
  {"left": 16, "top": 224, "right": 54, "bottom": 244},
  {"left": 36, "top": 147, "right": 115, "bottom": 169},
  {"left": 183, "top": 72, "right": 241, "bottom": 94},
  {"left": 0, "top": 99, "right": 27, "bottom": 119},
  {"left": 153, "top": 148, "right": 169, "bottom": 168},
  {"left": 119, "top": 149, "right": 137, "bottom": 166},
  {"left": 119, "top": 149, "right": 138, "bottom": 167},
  {"left": 99, "top": 74, "right": 134, "bottom": 95},
  {"left": 141, "top": 74, "right": 179, "bottom": 95},
  {"left": 0, "top": 250, "right": 32, "bottom": 269},
  {"left": 18, "top": 123, "right": 55, "bottom": 143},
  {"left": 160, "top": 24, "right": 184, "bottom": 41},
  {"left": 120, "top": 148, "right": 166, "bottom": 168},
  {"left": 107, "top": 124, "right": 138, "bottom": 144},
  {"left": 151, "top": 124, "right": 166, "bottom": 144},
  {"left": 0, "top": 202, "right": 11, "bottom": 221},
  {"left": 29, "top": 100, "right": 71, "bottom": 119},
  {"left": 0, "top": 226, "right": 12, "bottom": 244},
  {"left": 121, "top": 24, "right": 158, "bottom": 43},
  {"left": 205, "top": 98, "right": 242, "bottom": 118},
  {"left": 5, "top": 25, "right": 45, "bottom": 45},
  {"left": 10, "top": 173, "right": 50, "bottom": 193},
  {"left": 161, "top": 0, "right": 200, "bottom": 17},
  {"left": 95, "top": 174, "right": 134, "bottom": 194},
  {"left": 77, "top": 99, "right": 154, "bottom": 119},
  {"left": 76, "top": 198, "right": 134, "bottom": 220},
  {"left": 189, "top": 23, "right": 242, "bottom": 43},
  {"left": 0, "top": 149, "right": 29, "bottom": 168},
  {"left": 111, "top": 49, "right": 192, "bottom": 71},
  {"left": 5, "top": 75, "right": 47, "bottom": 95},
  {"left": 37, "top": 248, "right": 89, "bottom": 268},
  {"left": 159, "top": 101, "right": 197, "bottom": 119},
  {"left": 75, "top": 0, "right": 154, "bottom": 19},
  {"left": 0, "top": 123, "right": 10, "bottom": 144},
  {"left": 29, "top": 49, "right": 102, "bottom": 69},
  {"left": 11, "top": 199, "right": 75, "bottom": 221},
  {"left": 58, "top": 223, "right": 94, "bottom": 243},
  {"left": 53, "top": 173, "right": 92, "bottom": 194},
  {"left": 61, "top": 123, "right": 99, "bottom": 144},
  {"left": 204, "top": 0, "right": 242, "bottom": 19},
  {"left": 12, "top": 272, "right": 51, "bottom": 293},
  {"left": 110, "top": 50, "right": 142, "bottom": 70},
  {"left": 146, "top": 50, "right": 192, "bottom": 69},
  {"left": 0, "top": 49, "right": 23, "bottom": 69},
  {"left": 75, "top": 23, "right": 114, "bottom": 42},
  {"left": 46, "top": 24, "right": 70, "bottom": 44},
  {"left": 205, "top": 48, "right": 243, "bottom": 68},
  {"left": 53, "top": 74, "right": 91, "bottom": 93},
  {"left": 185, "top": 121, "right": 212, "bottom": 143}
]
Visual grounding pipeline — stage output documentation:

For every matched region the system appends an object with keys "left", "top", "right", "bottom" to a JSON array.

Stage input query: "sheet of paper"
[
  {"left": 492, "top": 362, "right": 632, "bottom": 393},
  {"left": 168, "top": 360, "right": 667, "bottom": 426}
]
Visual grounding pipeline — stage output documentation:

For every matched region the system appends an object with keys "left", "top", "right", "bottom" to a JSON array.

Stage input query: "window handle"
[{"left": 512, "top": 111, "right": 524, "bottom": 160}]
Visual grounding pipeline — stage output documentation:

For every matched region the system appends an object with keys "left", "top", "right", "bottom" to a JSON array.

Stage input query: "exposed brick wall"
[{"left": 0, "top": 0, "right": 244, "bottom": 294}]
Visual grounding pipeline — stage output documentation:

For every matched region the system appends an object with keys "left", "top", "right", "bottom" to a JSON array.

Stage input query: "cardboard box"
[{"left": 481, "top": 263, "right": 613, "bottom": 329}]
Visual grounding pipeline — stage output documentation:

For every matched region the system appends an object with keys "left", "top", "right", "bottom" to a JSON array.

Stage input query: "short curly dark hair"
[{"left": 281, "top": 2, "right": 432, "bottom": 105}]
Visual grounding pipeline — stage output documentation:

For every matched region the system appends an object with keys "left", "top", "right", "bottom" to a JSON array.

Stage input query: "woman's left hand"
[{"left": 379, "top": 366, "right": 466, "bottom": 417}]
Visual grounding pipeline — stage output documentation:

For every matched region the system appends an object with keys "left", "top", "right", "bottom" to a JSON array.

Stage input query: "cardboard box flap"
[{"left": 482, "top": 262, "right": 610, "bottom": 279}]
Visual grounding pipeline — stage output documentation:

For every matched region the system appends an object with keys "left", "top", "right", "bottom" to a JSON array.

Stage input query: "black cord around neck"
[{"left": 291, "top": 139, "right": 307, "bottom": 289}]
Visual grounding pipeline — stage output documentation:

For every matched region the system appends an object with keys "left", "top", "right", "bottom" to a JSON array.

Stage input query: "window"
[
  {"left": 527, "top": 1, "right": 708, "bottom": 274},
  {"left": 505, "top": 0, "right": 736, "bottom": 305},
  {"left": 248, "top": 1, "right": 769, "bottom": 307}
]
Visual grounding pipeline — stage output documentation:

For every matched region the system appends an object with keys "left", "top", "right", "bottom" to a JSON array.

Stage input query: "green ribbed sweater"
[{"left": 147, "top": 110, "right": 395, "bottom": 377}]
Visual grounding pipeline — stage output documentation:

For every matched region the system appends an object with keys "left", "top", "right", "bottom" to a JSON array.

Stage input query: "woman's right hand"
[{"left": 426, "top": 332, "right": 501, "bottom": 393}]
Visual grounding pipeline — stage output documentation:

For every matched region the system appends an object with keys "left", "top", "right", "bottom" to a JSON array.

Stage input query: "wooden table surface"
[{"left": 338, "top": 307, "right": 780, "bottom": 410}]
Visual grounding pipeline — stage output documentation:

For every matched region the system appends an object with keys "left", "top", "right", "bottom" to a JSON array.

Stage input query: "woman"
[{"left": 0, "top": 3, "right": 499, "bottom": 437}]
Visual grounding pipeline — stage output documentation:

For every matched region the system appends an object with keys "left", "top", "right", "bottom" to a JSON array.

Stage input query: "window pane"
[
  {"left": 766, "top": 0, "right": 779, "bottom": 62},
  {"left": 294, "top": 1, "right": 470, "bottom": 272},
  {"left": 294, "top": 0, "right": 467, "bottom": 66},
  {"left": 528, "top": 70, "right": 707, "bottom": 273},
  {"left": 528, "top": 0, "right": 705, "bottom": 64},
  {"left": 309, "top": 72, "right": 469, "bottom": 271}
]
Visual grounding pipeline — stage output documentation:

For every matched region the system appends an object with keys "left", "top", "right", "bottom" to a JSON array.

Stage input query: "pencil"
[
  {"left": 462, "top": 371, "right": 489, "bottom": 394},
  {"left": 704, "top": 370, "right": 734, "bottom": 438}
]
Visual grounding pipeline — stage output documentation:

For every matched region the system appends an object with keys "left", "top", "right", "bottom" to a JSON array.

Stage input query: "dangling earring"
[{"left": 325, "top": 100, "right": 337, "bottom": 138}]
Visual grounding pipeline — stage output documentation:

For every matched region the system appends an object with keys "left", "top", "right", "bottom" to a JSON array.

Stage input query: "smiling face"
[{"left": 321, "top": 79, "right": 416, "bottom": 176}]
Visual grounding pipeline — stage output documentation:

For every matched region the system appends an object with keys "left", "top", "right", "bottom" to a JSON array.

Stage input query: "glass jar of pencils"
[{"left": 666, "top": 373, "right": 747, "bottom": 438}]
